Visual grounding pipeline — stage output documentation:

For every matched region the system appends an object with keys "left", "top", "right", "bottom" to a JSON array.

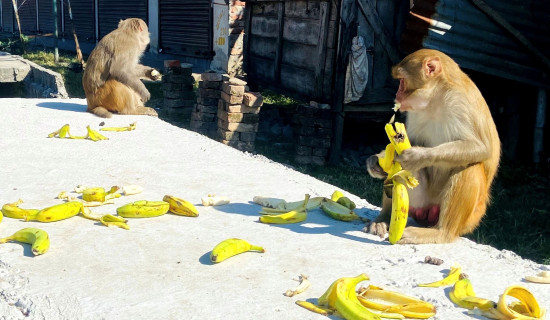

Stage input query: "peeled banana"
[
  {"left": 25, "top": 201, "right": 83, "bottom": 222},
  {"left": 449, "top": 278, "right": 495, "bottom": 310},
  {"left": 380, "top": 122, "right": 418, "bottom": 244},
  {"left": 417, "top": 263, "right": 462, "bottom": 287},
  {"left": 100, "top": 122, "right": 137, "bottom": 131},
  {"left": 357, "top": 285, "right": 436, "bottom": 319},
  {"left": 163, "top": 195, "right": 199, "bottom": 217},
  {"left": 0, "top": 227, "right": 50, "bottom": 255},
  {"left": 210, "top": 238, "right": 264, "bottom": 263},
  {"left": 201, "top": 195, "right": 230, "bottom": 206},
  {"left": 117, "top": 200, "right": 170, "bottom": 218},
  {"left": 259, "top": 194, "right": 309, "bottom": 224},
  {"left": 284, "top": 274, "right": 311, "bottom": 297},
  {"left": 2, "top": 199, "right": 39, "bottom": 220},
  {"left": 525, "top": 271, "right": 550, "bottom": 284},
  {"left": 121, "top": 185, "right": 143, "bottom": 196},
  {"left": 320, "top": 198, "right": 359, "bottom": 222}
]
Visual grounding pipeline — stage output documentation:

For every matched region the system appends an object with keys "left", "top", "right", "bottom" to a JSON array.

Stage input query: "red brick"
[{"left": 243, "top": 92, "right": 263, "bottom": 107}]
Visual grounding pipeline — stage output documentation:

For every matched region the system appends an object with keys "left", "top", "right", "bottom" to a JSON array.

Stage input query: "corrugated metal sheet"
[
  {"left": 401, "top": 0, "right": 550, "bottom": 88},
  {"left": 17, "top": 0, "right": 37, "bottom": 33},
  {"left": 159, "top": 0, "right": 212, "bottom": 58},
  {"left": 2, "top": 0, "right": 14, "bottom": 32},
  {"left": 98, "top": 0, "right": 148, "bottom": 39},
  {"left": 37, "top": 0, "right": 57, "bottom": 34},
  {"left": 63, "top": 0, "right": 95, "bottom": 42}
]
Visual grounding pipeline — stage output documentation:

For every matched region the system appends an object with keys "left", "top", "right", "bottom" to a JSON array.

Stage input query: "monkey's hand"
[
  {"left": 366, "top": 155, "right": 387, "bottom": 179},
  {"left": 395, "top": 147, "right": 431, "bottom": 173},
  {"left": 146, "top": 68, "right": 161, "bottom": 81},
  {"left": 139, "top": 88, "right": 151, "bottom": 102},
  {"left": 362, "top": 221, "right": 388, "bottom": 238}
]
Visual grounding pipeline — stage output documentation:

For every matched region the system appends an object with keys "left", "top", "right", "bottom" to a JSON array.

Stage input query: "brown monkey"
[
  {"left": 365, "top": 49, "right": 500, "bottom": 244},
  {"left": 82, "top": 18, "right": 160, "bottom": 118}
]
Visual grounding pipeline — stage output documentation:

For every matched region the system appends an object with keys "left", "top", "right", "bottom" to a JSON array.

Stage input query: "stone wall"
[
  {"left": 161, "top": 60, "right": 196, "bottom": 116},
  {"left": 228, "top": 0, "right": 246, "bottom": 77},
  {"left": 293, "top": 102, "right": 333, "bottom": 165}
]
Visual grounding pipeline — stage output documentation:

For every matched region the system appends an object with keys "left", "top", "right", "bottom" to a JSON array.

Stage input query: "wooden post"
[
  {"left": 11, "top": 0, "right": 23, "bottom": 47},
  {"left": 329, "top": 0, "right": 357, "bottom": 164},
  {"left": 273, "top": 1, "right": 284, "bottom": 83},
  {"left": 313, "top": 1, "right": 330, "bottom": 99},
  {"left": 533, "top": 88, "right": 547, "bottom": 163},
  {"left": 53, "top": 0, "right": 59, "bottom": 63},
  {"left": 243, "top": 2, "right": 252, "bottom": 78}
]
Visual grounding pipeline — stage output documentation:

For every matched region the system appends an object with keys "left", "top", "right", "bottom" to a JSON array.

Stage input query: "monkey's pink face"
[
  {"left": 395, "top": 78, "right": 412, "bottom": 111},
  {"left": 394, "top": 78, "right": 430, "bottom": 112}
]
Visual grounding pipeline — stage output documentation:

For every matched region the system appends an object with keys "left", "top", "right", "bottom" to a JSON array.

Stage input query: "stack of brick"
[
  {"left": 162, "top": 60, "right": 195, "bottom": 116},
  {"left": 293, "top": 102, "right": 333, "bottom": 165},
  {"left": 190, "top": 71, "right": 223, "bottom": 139},
  {"left": 217, "top": 78, "right": 263, "bottom": 152}
]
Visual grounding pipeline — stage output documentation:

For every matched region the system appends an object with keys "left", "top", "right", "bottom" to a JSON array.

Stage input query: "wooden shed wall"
[{"left": 246, "top": 0, "right": 338, "bottom": 101}]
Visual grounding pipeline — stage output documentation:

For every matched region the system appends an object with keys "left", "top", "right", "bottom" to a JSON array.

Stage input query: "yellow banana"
[
  {"left": 86, "top": 125, "right": 109, "bottom": 141},
  {"left": 331, "top": 190, "right": 345, "bottom": 202},
  {"left": 210, "top": 238, "right": 264, "bottom": 263},
  {"left": 116, "top": 200, "right": 169, "bottom": 218},
  {"left": 496, "top": 285, "right": 545, "bottom": 319},
  {"left": 295, "top": 300, "right": 332, "bottom": 316},
  {"left": 333, "top": 274, "right": 381, "bottom": 320},
  {"left": 81, "top": 187, "right": 120, "bottom": 202},
  {"left": 163, "top": 195, "right": 199, "bottom": 217},
  {"left": 100, "top": 122, "right": 137, "bottom": 131},
  {"left": 449, "top": 278, "right": 496, "bottom": 310},
  {"left": 357, "top": 285, "right": 436, "bottom": 319},
  {"left": 260, "top": 194, "right": 309, "bottom": 224},
  {"left": 2, "top": 199, "right": 39, "bottom": 220},
  {"left": 389, "top": 180, "right": 408, "bottom": 244},
  {"left": 320, "top": 198, "right": 359, "bottom": 222},
  {"left": 385, "top": 122, "right": 411, "bottom": 154},
  {"left": 25, "top": 201, "right": 83, "bottom": 222},
  {"left": 0, "top": 209, "right": 2, "bottom": 223},
  {"left": 418, "top": 263, "right": 462, "bottom": 287},
  {"left": 0, "top": 227, "right": 50, "bottom": 255}
]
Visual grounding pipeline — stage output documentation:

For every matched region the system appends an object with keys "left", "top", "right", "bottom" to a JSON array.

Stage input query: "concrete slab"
[{"left": 0, "top": 98, "right": 548, "bottom": 319}]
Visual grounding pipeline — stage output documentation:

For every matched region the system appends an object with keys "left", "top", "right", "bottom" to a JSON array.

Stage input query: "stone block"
[
  {"left": 191, "top": 112, "right": 217, "bottom": 122},
  {"left": 197, "top": 96, "right": 219, "bottom": 106},
  {"left": 242, "top": 113, "right": 260, "bottom": 124},
  {"left": 201, "top": 71, "right": 223, "bottom": 82},
  {"left": 198, "top": 88, "right": 221, "bottom": 99},
  {"left": 227, "top": 77, "right": 247, "bottom": 86},
  {"left": 243, "top": 92, "right": 263, "bottom": 107},
  {"left": 218, "top": 110, "right": 243, "bottom": 123},
  {"left": 218, "top": 100, "right": 260, "bottom": 114},
  {"left": 221, "top": 82, "right": 245, "bottom": 96},
  {"left": 218, "top": 128, "right": 240, "bottom": 141},
  {"left": 295, "top": 115, "right": 332, "bottom": 128},
  {"left": 221, "top": 91, "right": 243, "bottom": 104},
  {"left": 218, "top": 119, "right": 258, "bottom": 133},
  {"left": 196, "top": 104, "right": 219, "bottom": 114},
  {"left": 239, "top": 132, "right": 256, "bottom": 142},
  {"left": 297, "top": 135, "right": 331, "bottom": 148},
  {"left": 221, "top": 140, "right": 255, "bottom": 152},
  {"left": 199, "top": 80, "right": 222, "bottom": 89},
  {"left": 162, "top": 82, "right": 182, "bottom": 91}
]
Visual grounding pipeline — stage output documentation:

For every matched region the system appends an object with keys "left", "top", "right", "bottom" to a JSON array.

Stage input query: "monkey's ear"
[{"left": 423, "top": 57, "right": 442, "bottom": 77}]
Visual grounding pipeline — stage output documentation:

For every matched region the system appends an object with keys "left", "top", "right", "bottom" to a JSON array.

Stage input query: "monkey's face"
[{"left": 392, "top": 56, "right": 438, "bottom": 112}]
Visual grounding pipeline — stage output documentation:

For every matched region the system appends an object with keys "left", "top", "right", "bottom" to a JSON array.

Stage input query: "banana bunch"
[
  {"left": 2, "top": 199, "right": 39, "bottom": 220},
  {"left": 259, "top": 194, "right": 310, "bottom": 224},
  {"left": 117, "top": 200, "right": 170, "bottom": 218},
  {"left": 379, "top": 121, "right": 419, "bottom": 244},
  {"left": 0, "top": 227, "right": 50, "bottom": 255},
  {"left": 47, "top": 124, "right": 109, "bottom": 141},
  {"left": 100, "top": 122, "right": 137, "bottom": 131},
  {"left": 357, "top": 285, "right": 436, "bottom": 319},
  {"left": 163, "top": 195, "right": 199, "bottom": 217},
  {"left": 210, "top": 238, "right": 264, "bottom": 263},
  {"left": 320, "top": 198, "right": 360, "bottom": 222},
  {"left": 417, "top": 263, "right": 462, "bottom": 287},
  {"left": 25, "top": 201, "right": 83, "bottom": 222}
]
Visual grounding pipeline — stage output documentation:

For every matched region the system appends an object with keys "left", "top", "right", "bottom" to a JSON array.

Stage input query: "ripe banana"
[
  {"left": 0, "top": 227, "right": 50, "bottom": 255},
  {"left": 210, "top": 238, "right": 264, "bottom": 263},
  {"left": 100, "top": 122, "right": 137, "bottom": 131},
  {"left": 379, "top": 122, "right": 419, "bottom": 244},
  {"left": 284, "top": 274, "right": 311, "bottom": 297},
  {"left": 320, "top": 198, "right": 359, "bottom": 222},
  {"left": 2, "top": 199, "right": 39, "bottom": 220},
  {"left": 81, "top": 187, "right": 120, "bottom": 202},
  {"left": 25, "top": 201, "right": 83, "bottom": 222},
  {"left": 332, "top": 274, "right": 381, "bottom": 320},
  {"left": 449, "top": 278, "right": 496, "bottom": 310},
  {"left": 525, "top": 271, "right": 550, "bottom": 284},
  {"left": 117, "top": 200, "right": 170, "bottom": 218},
  {"left": 259, "top": 194, "right": 310, "bottom": 224},
  {"left": 163, "top": 195, "right": 199, "bottom": 217},
  {"left": 417, "top": 263, "right": 462, "bottom": 287},
  {"left": 357, "top": 285, "right": 436, "bottom": 319},
  {"left": 295, "top": 301, "right": 333, "bottom": 316}
]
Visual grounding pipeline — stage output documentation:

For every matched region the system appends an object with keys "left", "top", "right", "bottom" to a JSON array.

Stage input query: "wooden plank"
[
  {"left": 243, "top": 2, "right": 253, "bottom": 78},
  {"left": 329, "top": 0, "right": 357, "bottom": 164},
  {"left": 356, "top": 0, "right": 400, "bottom": 64},
  {"left": 314, "top": 0, "right": 330, "bottom": 99},
  {"left": 273, "top": 1, "right": 284, "bottom": 83}
]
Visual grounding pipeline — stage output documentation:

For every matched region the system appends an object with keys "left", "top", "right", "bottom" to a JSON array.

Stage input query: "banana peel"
[
  {"left": 496, "top": 285, "right": 545, "bottom": 319},
  {"left": 259, "top": 194, "right": 310, "bottom": 224},
  {"left": 418, "top": 263, "right": 462, "bottom": 287},
  {"left": 449, "top": 278, "right": 496, "bottom": 310},
  {"left": 100, "top": 122, "right": 137, "bottom": 131},
  {"left": 357, "top": 285, "right": 436, "bottom": 319},
  {"left": 320, "top": 198, "right": 360, "bottom": 222}
]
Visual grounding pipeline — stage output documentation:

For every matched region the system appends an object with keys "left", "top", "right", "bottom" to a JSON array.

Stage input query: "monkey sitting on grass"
[{"left": 82, "top": 18, "right": 160, "bottom": 118}]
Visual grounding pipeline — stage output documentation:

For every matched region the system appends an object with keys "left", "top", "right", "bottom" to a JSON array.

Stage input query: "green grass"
[{"left": 20, "top": 48, "right": 550, "bottom": 264}]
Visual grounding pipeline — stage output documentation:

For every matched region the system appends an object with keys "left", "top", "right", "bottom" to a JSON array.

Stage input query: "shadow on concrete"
[
  {"left": 37, "top": 101, "right": 87, "bottom": 113},
  {"left": 211, "top": 201, "right": 384, "bottom": 245}
]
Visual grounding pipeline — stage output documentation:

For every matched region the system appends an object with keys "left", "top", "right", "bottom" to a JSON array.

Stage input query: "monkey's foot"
[
  {"left": 144, "top": 107, "right": 158, "bottom": 117},
  {"left": 362, "top": 221, "right": 388, "bottom": 238},
  {"left": 397, "top": 226, "right": 450, "bottom": 244}
]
